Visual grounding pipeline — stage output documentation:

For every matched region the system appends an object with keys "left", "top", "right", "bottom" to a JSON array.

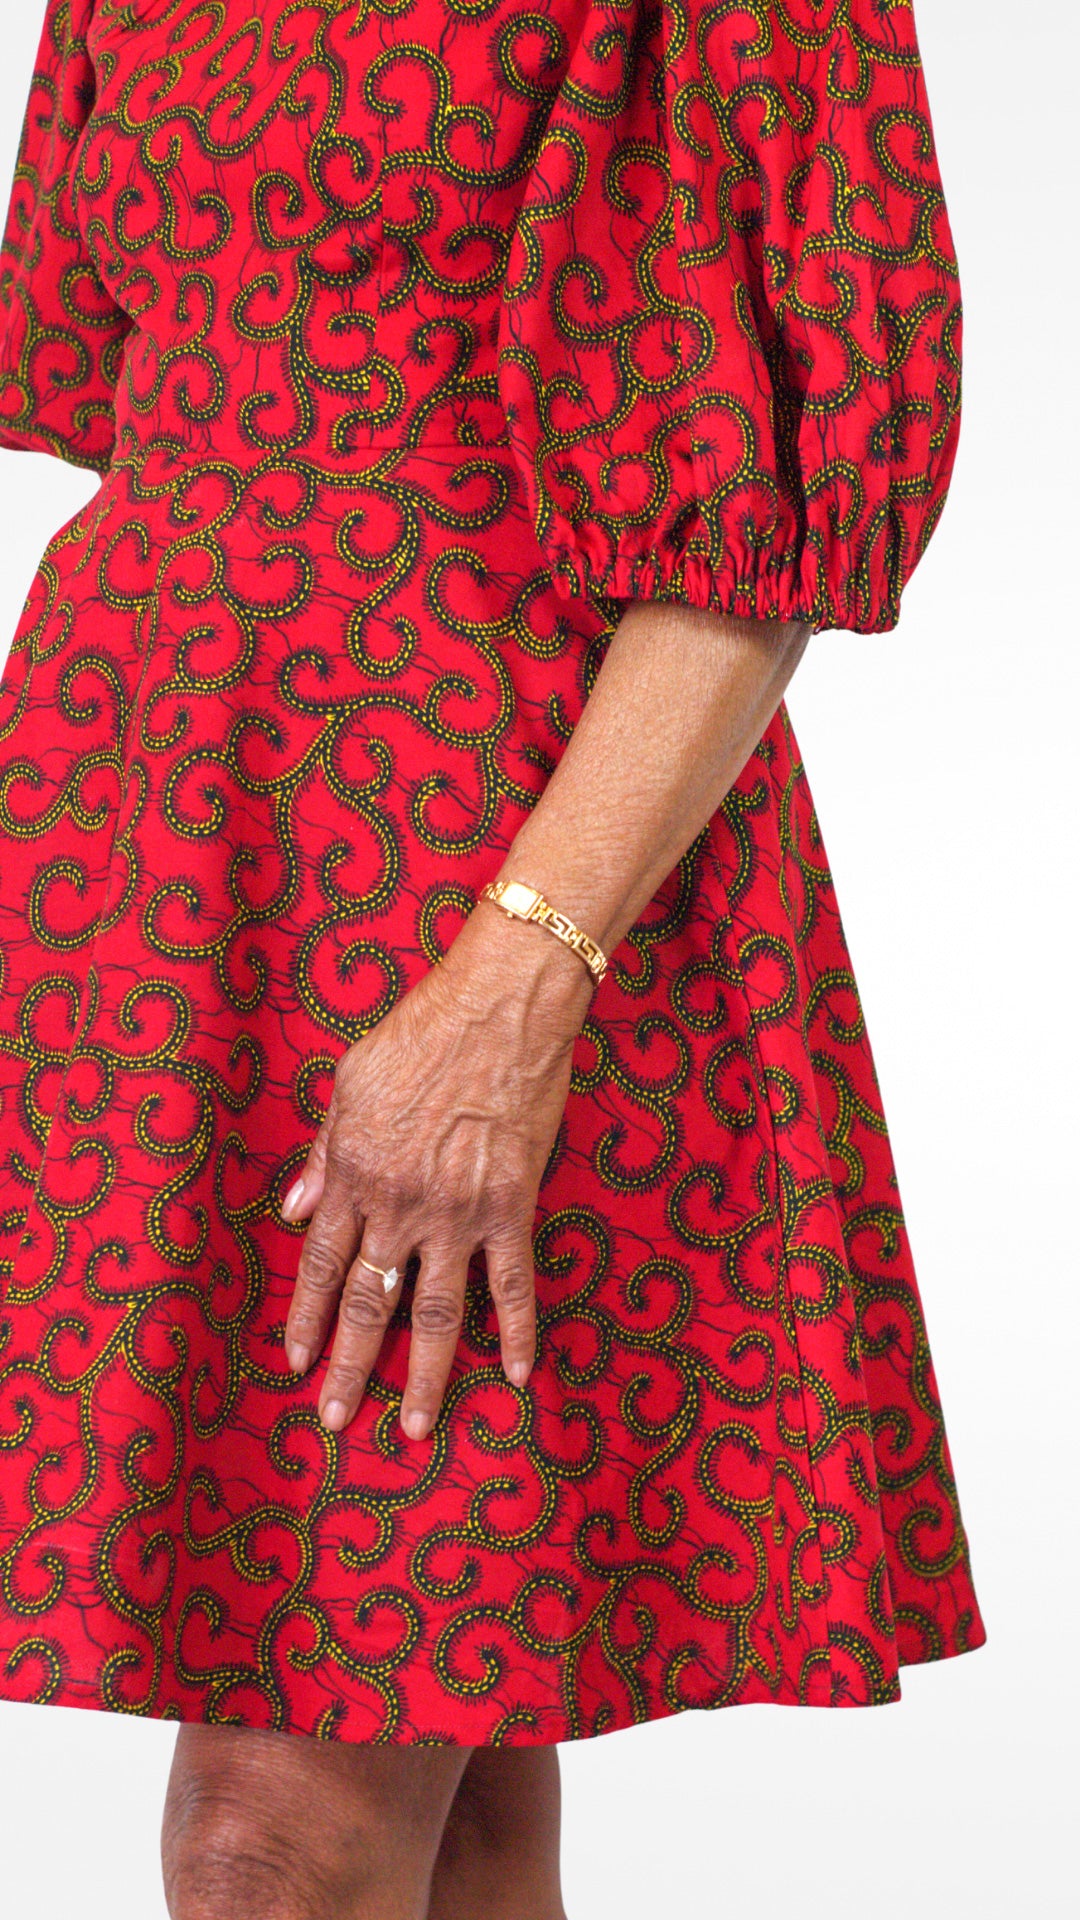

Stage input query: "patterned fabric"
[{"left": 0, "top": 0, "right": 983, "bottom": 1744}]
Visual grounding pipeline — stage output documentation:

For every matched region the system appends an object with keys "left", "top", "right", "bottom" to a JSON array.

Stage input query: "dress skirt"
[{"left": 0, "top": 0, "right": 985, "bottom": 1742}]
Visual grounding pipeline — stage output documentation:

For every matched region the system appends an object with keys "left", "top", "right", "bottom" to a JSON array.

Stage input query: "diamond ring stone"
[{"left": 357, "top": 1256, "right": 399, "bottom": 1295}]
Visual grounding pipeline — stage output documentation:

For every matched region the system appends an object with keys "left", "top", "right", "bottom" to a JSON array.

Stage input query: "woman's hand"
[
  {"left": 282, "top": 908, "right": 593, "bottom": 1441},
  {"left": 282, "top": 603, "right": 810, "bottom": 1445}
]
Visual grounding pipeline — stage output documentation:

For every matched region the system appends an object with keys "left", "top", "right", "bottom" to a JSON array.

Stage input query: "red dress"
[{"left": 0, "top": 0, "right": 984, "bottom": 1743}]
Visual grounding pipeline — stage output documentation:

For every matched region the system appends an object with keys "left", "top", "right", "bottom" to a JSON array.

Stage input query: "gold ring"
[{"left": 356, "top": 1255, "right": 400, "bottom": 1296}]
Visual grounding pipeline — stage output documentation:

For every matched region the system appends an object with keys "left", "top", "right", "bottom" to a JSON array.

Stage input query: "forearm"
[
  {"left": 474, "top": 601, "right": 811, "bottom": 986},
  {"left": 287, "top": 601, "right": 811, "bottom": 1431}
]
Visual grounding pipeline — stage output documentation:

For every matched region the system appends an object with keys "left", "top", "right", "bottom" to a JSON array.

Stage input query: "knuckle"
[
  {"left": 433, "top": 1182, "right": 473, "bottom": 1222},
  {"left": 407, "top": 1373, "right": 443, "bottom": 1405},
  {"left": 491, "top": 1263, "right": 535, "bottom": 1309},
  {"left": 379, "top": 1172, "right": 423, "bottom": 1215},
  {"left": 339, "top": 1284, "right": 391, "bottom": 1334},
  {"left": 483, "top": 1176, "right": 529, "bottom": 1228},
  {"left": 287, "top": 1307, "right": 325, "bottom": 1343},
  {"left": 324, "top": 1364, "right": 366, "bottom": 1401},
  {"left": 416, "top": 1172, "right": 478, "bottom": 1230},
  {"left": 325, "top": 1132, "right": 363, "bottom": 1182},
  {"left": 412, "top": 1290, "right": 462, "bottom": 1337},
  {"left": 298, "top": 1244, "right": 346, "bottom": 1295}
]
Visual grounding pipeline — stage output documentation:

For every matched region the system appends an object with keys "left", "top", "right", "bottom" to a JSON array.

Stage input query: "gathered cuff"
[{"left": 543, "top": 539, "right": 904, "bottom": 638}]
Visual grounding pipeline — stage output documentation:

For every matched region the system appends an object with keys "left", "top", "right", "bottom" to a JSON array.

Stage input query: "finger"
[
  {"left": 320, "top": 1238, "right": 406, "bottom": 1433},
  {"left": 400, "top": 1251, "right": 468, "bottom": 1443},
  {"left": 485, "top": 1233, "right": 537, "bottom": 1389},
  {"left": 285, "top": 1166, "right": 362, "bottom": 1376},
  {"left": 282, "top": 1110, "right": 333, "bottom": 1225}
]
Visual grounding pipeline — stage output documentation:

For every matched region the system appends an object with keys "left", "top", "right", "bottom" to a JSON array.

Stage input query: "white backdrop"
[{"left": 0, "top": 3, "right": 1075, "bottom": 1916}]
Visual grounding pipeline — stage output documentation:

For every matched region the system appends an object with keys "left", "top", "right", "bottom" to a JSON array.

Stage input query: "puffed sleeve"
[
  {"left": 497, "top": 0, "right": 962, "bottom": 634},
  {"left": 0, "top": 0, "right": 129, "bottom": 473}
]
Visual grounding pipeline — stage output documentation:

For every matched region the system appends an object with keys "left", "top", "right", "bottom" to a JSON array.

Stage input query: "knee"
[
  {"left": 444, "top": 1749, "right": 561, "bottom": 1862},
  {"left": 163, "top": 1784, "right": 316, "bottom": 1919},
  {"left": 441, "top": 1770, "right": 516, "bottom": 1862},
  {"left": 161, "top": 1723, "right": 463, "bottom": 1920},
  {"left": 161, "top": 1768, "right": 372, "bottom": 1920}
]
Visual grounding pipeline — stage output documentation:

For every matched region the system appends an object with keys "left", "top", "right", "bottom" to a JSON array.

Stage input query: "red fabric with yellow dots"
[{"left": 0, "top": 0, "right": 983, "bottom": 1743}]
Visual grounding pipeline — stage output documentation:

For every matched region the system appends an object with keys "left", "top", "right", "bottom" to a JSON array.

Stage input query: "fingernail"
[
  {"left": 321, "top": 1399, "right": 349, "bottom": 1432},
  {"left": 402, "top": 1409, "right": 429, "bottom": 1441},
  {"left": 287, "top": 1343, "right": 312, "bottom": 1375},
  {"left": 508, "top": 1361, "right": 531, "bottom": 1387},
  {"left": 282, "top": 1178, "right": 305, "bottom": 1221}
]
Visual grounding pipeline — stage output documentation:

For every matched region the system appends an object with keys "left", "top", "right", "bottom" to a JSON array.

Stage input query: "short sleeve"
[
  {"left": 0, "top": 0, "right": 129, "bottom": 473},
  {"left": 497, "top": 0, "right": 963, "bottom": 635}
]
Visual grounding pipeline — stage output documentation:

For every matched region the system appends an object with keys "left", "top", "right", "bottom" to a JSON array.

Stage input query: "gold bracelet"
[{"left": 479, "top": 880, "right": 609, "bottom": 984}]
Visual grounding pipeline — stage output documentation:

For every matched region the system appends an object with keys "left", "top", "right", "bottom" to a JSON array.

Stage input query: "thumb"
[{"left": 281, "top": 1107, "right": 334, "bottom": 1223}]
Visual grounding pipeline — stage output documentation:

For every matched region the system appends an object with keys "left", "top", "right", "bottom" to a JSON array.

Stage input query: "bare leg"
[
  {"left": 428, "top": 1747, "right": 567, "bottom": 1920},
  {"left": 161, "top": 1723, "right": 471, "bottom": 1920}
]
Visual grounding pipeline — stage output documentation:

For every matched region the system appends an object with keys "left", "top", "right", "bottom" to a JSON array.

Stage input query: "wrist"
[
  {"left": 479, "top": 877, "right": 609, "bottom": 988},
  {"left": 441, "top": 898, "right": 596, "bottom": 1037},
  {"left": 491, "top": 835, "right": 627, "bottom": 958}
]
